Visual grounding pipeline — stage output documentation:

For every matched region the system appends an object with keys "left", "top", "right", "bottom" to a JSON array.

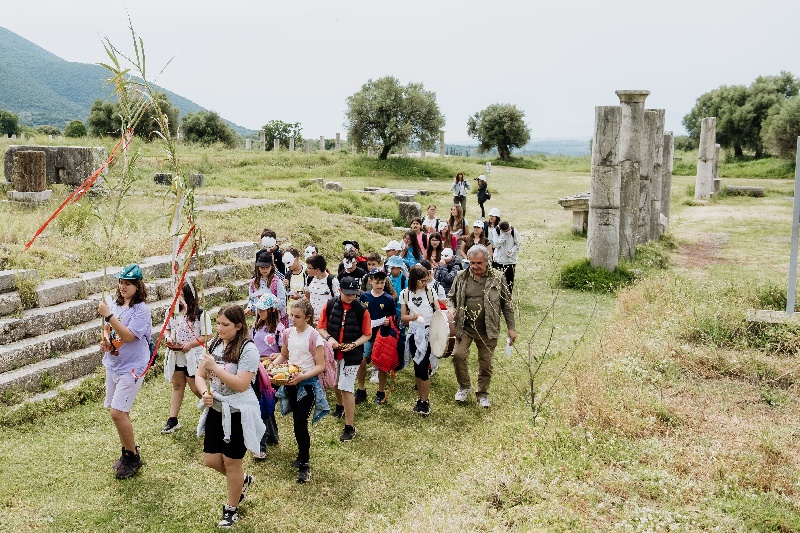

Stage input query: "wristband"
[
  {"left": 202, "top": 390, "right": 209, "bottom": 397},
  {"left": 104, "top": 314, "right": 114, "bottom": 322}
]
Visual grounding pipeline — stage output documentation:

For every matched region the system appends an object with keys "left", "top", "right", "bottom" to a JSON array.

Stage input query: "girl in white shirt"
[{"left": 400, "top": 265, "right": 438, "bottom": 416}]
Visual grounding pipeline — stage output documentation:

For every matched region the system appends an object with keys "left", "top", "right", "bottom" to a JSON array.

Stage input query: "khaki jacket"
[{"left": 446, "top": 267, "right": 515, "bottom": 340}]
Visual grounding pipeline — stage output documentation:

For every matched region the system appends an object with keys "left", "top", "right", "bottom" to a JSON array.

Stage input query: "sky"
[{"left": 4, "top": 0, "right": 800, "bottom": 142}]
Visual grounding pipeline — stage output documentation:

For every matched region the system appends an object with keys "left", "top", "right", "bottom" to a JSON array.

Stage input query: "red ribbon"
[{"left": 24, "top": 131, "right": 133, "bottom": 250}]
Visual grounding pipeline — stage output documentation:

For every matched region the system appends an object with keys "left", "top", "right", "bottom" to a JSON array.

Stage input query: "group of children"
[{"left": 98, "top": 176, "right": 521, "bottom": 528}]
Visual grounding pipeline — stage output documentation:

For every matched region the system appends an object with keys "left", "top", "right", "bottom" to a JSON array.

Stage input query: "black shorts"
[
  {"left": 203, "top": 408, "right": 246, "bottom": 460},
  {"left": 175, "top": 365, "right": 190, "bottom": 377}
]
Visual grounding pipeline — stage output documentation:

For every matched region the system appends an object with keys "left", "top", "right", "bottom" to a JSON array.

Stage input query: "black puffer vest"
[{"left": 325, "top": 296, "right": 366, "bottom": 365}]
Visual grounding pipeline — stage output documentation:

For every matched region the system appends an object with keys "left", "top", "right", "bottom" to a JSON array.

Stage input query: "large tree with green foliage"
[
  {"left": 181, "top": 110, "right": 238, "bottom": 148},
  {"left": 345, "top": 76, "right": 445, "bottom": 160},
  {"left": 85, "top": 92, "right": 178, "bottom": 141},
  {"left": 467, "top": 103, "right": 531, "bottom": 160},
  {"left": 88, "top": 100, "right": 117, "bottom": 137},
  {"left": 64, "top": 120, "right": 86, "bottom": 138},
  {"left": 261, "top": 120, "right": 302, "bottom": 151},
  {"left": 683, "top": 72, "right": 799, "bottom": 158},
  {"left": 0, "top": 110, "right": 19, "bottom": 136},
  {"left": 761, "top": 97, "right": 800, "bottom": 159}
]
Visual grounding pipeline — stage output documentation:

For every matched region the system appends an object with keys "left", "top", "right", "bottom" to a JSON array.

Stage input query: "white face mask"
[
  {"left": 282, "top": 252, "right": 295, "bottom": 266},
  {"left": 343, "top": 258, "right": 356, "bottom": 269},
  {"left": 261, "top": 236, "right": 276, "bottom": 248},
  {"left": 304, "top": 246, "right": 315, "bottom": 259}
]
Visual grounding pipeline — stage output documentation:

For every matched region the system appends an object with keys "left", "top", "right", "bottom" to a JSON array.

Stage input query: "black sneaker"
[
  {"left": 161, "top": 417, "right": 181, "bottom": 434},
  {"left": 332, "top": 404, "right": 345, "bottom": 419},
  {"left": 115, "top": 447, "right": 142, "bottom": 480},
  {"left": 297, "top": 463, "right": 311, "bottom": 484},
  {"left": 339, "top": 425, "right": 356, "bottom": 442},
  {"left": 290, "top": 458, "right": 301, "bottom": 469},
  {"left": 218, "top": 505, "right": 238, "bottom": 528},
  {"left": 354, "top": 389, "right": 367, "bottom": 404},
  {"left": 112, "top": 447, "right": 125, "bottom": 473},
  {"left": 239, "top": 473, "right": 253, "bottom": 505},
  {"left": 418, "top": 400, "right": 431, "bottom": 416},
  {"left": 374, "top": 391, "right": 386, "bottom": 405}
]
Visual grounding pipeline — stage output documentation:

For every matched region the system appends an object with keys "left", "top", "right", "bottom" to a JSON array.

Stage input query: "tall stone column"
[
  {"left": 274, "top": 138, "right": 280, "bottom": 152},
  {"left": 661, "top": 131, "right": 674, "bottom": 234},
  {"left": 615, "top": 90, "right": 650, "bottom": 259},
  {"left": 712, "top": 143, "right": 721, "bottom": 192},
  {"left": 245, "top": 138, "right": 252, "bottom": 150},
  {"left": 289, "top": 137, "right": 294, "bottom": 152},
  {"left": 695, "top": 117, "right": 716, "bottom": 200},
  {"left": 259, "top": 131, "right": 266, "bottom": 151},
  {"left": 648, "top": 109, "right": 665, "bottom": 242},
  {"left": 420, "top": 146, "right": 426, "bottom": 158},
  {"left": 588, "top": 106, "right": 622, "bottom": 271},
  {"left": 304, "top": 140, "right": 310, "bottom": 153},
  {"left": 637, "top": 110, "right": 657, "bottom": 243},
  {"left": 439, "top": 130, "right": 445, "bottom": 157},
  {"left": 402, "top": 145, "right": 408, "bottom": 158},
  {"left": 319, "top": 136, "right": 325, "bottom": 151},
  {"left": 335, "top": 133, "right": 341, "bottom": 150}
]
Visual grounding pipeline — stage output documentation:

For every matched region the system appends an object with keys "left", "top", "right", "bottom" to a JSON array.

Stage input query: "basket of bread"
[{"left": 264, "top": 363, "right": 300, "bottom": 386}]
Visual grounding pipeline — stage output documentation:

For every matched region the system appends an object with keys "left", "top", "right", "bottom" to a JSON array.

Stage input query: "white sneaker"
[
  {"left": 478, "top": 396, "right": 491, "bottom": 408},
  {"left": 369, "top": 368, "right": 379, "bottom": 384},
  {"left": 454, "top": 387, "right": 471, "bottom": 402}
]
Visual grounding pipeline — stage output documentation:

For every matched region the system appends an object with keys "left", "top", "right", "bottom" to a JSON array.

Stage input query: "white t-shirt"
[
  {"left": 422, "top": 216, "right": 439, "bottom": 232},
  {"left": 286, "top": 326, "right": 325, "bottom": 373},
  {"left": 400, "top": 287, "right": 436, "bottom": 326},
  {"left": 306, "top": 275, "right": 340, "bottom": 321}
]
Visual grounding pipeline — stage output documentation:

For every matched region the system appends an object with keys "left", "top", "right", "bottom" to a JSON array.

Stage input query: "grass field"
[{"left": 1, "top": 139, "right": 799, "bottom": 531}]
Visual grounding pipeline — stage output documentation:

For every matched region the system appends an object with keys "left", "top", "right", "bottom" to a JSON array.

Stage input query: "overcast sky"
[{"left": 4, "top": 0, "right": 800, "bottom": 142}]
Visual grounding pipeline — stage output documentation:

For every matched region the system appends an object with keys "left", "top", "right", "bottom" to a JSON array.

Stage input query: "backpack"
[
  {"left": 495, "top": 225, "right": 518, "bottom": 246},
  {"left": 306, "top": 273, "right": 335, "bottom": 296},
  {"left": 280, "top": 327, "right": 337, "bottom": 390},
  {"left": 400, "top": 286, "right": 436, "bottom": 310},
  {"left": 371, "top": 317, "right": 400, "bottom": 373}
]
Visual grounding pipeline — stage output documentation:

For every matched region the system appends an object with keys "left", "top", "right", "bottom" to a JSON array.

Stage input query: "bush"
[
  {"left": 674, "top": 135, "right": 698, "bottom": 151},
  {"left": 560, "top": 259, "right": 635, "bottom": 293},
  {"left": 35, "top": 125, "right": 61, "bottom": 136},
  {"left": 489, "top": 156, "right": 543, "bottom": 170},
  {"left": 64, "top": 120, "right": 86, "bottom": 138}
]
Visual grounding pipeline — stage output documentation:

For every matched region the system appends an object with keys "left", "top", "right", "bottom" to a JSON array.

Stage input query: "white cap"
[
  {"left": 477, "top": 175, "right": 486, "bottom": 181},
  {"left": 383, "top": 240, "right": 402, "bottom": 251},
  {"left": 473, "top": 220, "right": 485, "bottom": 228},
  {"left": 441, "top": 248, "right": 454, "bottom": 259},
  {"left": 489, "top": 207, "right": 501, "bottom": 217}
]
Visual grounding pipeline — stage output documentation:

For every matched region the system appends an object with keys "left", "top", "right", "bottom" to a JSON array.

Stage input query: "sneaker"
[
  {"left": 478, "top": 396, "right": 491, "bottom": 408},
  {"left": 297, "top": 463, "right": 311, "bottom": 484},
  {"left": 161, "top": 417, "right": 181, "bottom": 434},
  {"left": 332, "top": 404, "right": 345, "bottom": 419},
  {"left": 354, "top": 389, "right": 367, "bottom": 404},
  {"left": 290, "top": 458, "right": 301, "bottom": 469},
  {"left": 239, "top": 473, "right": 253, "bottom": 505},
  {"left": 115, "top": 447, "right": 142, "bottom": 480},
  {"left": 339, "top": 425, "right": 356, "bottom": 442},
  {"left": 454, "top": 387, "right": 471, "bottom": 402},
  {"left": 218, "top": 504, "right": 239, "bottom": 528},
  {"left": 413, "top": 399, "right": 431, "bottom": 416},
  {"left": 112, "top": 447, "right": 125, "bottom": 473},
  {"left": 369, "top": 368, "right": 379, "bottom": 384},
  {"left": 374, "top": 391, "right": 386, "bottom": 405}
]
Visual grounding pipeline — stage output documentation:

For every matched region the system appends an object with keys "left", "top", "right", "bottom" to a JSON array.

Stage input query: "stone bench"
[
  {"left": 557, "top": 192, "right": 590, "bottom": 233},
  {"left": 726, "top": 185, "right": 765, "bottom": 197}
]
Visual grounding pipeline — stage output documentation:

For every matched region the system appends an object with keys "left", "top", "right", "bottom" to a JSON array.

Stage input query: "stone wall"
[{"left": 4, "top": 146, "right": 108, "bottom": 186}]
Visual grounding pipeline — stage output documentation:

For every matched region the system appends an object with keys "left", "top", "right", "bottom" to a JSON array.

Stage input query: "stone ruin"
[
  {"left": 586, "top": 91, "right": 675, "bottom": 271},
  {"left": 8, "top": 150, "right": 51, "bottom": 204},
  {"left": 4, "top": 145, "right": 108, "bottom": 186}
]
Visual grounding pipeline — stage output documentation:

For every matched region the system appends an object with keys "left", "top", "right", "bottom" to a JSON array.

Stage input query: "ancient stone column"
[
  {"left": 335, "top": 133, "right": 341, "bottom": 150},
  {"left": 588, "top": 106, "right": 622, "bottom": 271},
  {"left": 274, "top": 138, "right": 280, "bottom": 152},
  {"left": 648, "top": 109, "right": 665, "bottom": 242},
  {"left": 439, "top": 130, "right": 445, "bottom": 157},
  {"left": 615, "top": 90, "right": 650, "bottom": 259},
  {"left": 367, "top": 146, "right": 373, "bottom": 157},
  {"left": 712, "top": 143, "right": 721, "bottom": 193},
  {"left": 304, "top": 140, "right": 310, "bottom": 153},
  {"left": 695, "top": 117, "right": 716, "bottom": 200},
  {"left": 637, "top": 110, "right": 657, "bottom": 243},
  {"left": 289, "top": 137, "right": 294, "bottom": 152},
  {"left": 245, "top": 138, "right": 252, "bottom": 150},
  {"left": 420, "top": 146, "right": 426, "bottom": 158},
  {"left": 402, "top": 145, "right": 408, "bottom": 158},
  {"left": 12, "top": 151, "right": 46, "bottom": 192},
  {"left": 319, "top": 136, "right": 325, "bottom": 151},
  {"left": 660, "top": 131, "right": 674, "bottom": 234},
  {"left": 259, "top": 131, "right": 266, "bottom": 151}
]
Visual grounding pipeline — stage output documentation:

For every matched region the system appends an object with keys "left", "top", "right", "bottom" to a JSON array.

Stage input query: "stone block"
[
  {"left": 0, "top": 292, "right": 22, "bottom": 316},
  {"left": 0, "top": 320, "right": 100, "bottom": 374},
  {"left": 324, "top": 181, "right": 344, "bottom": 191},
  {"left": 8, "top": 190, "right": 52, "bottom": 203},
  {"left": 3, "top": 145, "right": 107, "bottom": 186},
  {"left": 395, "top": 193, "right": 415, "bottom": 202},
  {"left": 189, "top": 173, "right": 205, "bottom": 188},
  {"left": 398, "top": 201, "right": 422, "bottom": 223},
  {"left": 313, "top": 178, "right": 324, "bottom": 186},
  {"left": 0, "top": 269, "right": 38, "bottom": 294},
  {"left": 12, "top": 151, "right": 46, "bottom": 192},
  {"left": 726, "top": 186, "right": 765, "bottom": 197},
  {"left": 36, "top": 278, "right": 86, "bottom": 308},
  {"left": 154, "top": 173, "right": 173, "bottom": 185}
]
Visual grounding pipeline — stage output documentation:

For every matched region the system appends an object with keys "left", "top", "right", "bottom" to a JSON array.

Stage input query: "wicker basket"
[{"left": 270, "top": 375, "right": 289, "bottom": 387}]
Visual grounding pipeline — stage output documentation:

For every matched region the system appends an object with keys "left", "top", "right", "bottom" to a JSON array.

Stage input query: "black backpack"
[{"left": 306, "top": 273, "right": 335, "bottom": 296}]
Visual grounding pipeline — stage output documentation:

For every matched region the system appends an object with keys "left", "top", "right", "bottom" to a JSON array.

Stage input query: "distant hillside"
[
  {"left": 0, "top": 26, "right": 255, "bottom": 136},
  {"left": 445, "top": 138, "right": 591, "bottom": 157}
]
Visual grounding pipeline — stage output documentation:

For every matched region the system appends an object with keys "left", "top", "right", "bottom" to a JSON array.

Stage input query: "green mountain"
[{"left": 0, "top": 26, "right": 254, "bottom": 136}]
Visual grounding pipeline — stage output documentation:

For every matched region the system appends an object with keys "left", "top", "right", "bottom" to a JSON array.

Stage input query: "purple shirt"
[
  {"left": 252, "top": 323, "right": 284, "bottom": 358},
  {"left": 102, "top": 301, "right": 152, "bottom": 375}
]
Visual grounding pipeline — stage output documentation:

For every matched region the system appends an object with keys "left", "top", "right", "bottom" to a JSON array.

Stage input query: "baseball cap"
[
  {"left": 383, "top": 240, "right": 402, "bottom": 251},
  {"left": 473, "top": 220, "right": 485, "bottom": 228},
  {"left": 342, "top": 240, "right": 360, "bottom": 250},
  {"left": 255, "top": 250, "right": 274, "bottom": 267},
  {"left": 441, "top": 248, "right": 454, "bottom": 260},
  {"left": 368, "top": 267, "right": 387, "bottom": 278},
  {"left": 115, "top": 264, "right": 143, "bottom": 280},
  {"left": 339, "top": 276, "right": 361, "bottom": 295},
  {"left": 489, "top": 207, "right": 500, "bottom": 217},
  {"left": 476, "top": 175, "right": 486, "bottom": 181}
]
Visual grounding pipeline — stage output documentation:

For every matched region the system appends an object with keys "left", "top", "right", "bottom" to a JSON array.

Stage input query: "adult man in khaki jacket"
[{"left": 446, "top": 245, "right": 516, "bottom": 408}]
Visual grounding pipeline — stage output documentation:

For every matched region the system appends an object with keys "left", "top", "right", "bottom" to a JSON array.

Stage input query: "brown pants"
[{"left": 451, "top": 328, "right": 498, "bottom": 396}]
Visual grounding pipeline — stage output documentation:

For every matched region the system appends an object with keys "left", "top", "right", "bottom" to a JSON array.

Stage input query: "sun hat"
[
  {"left": 382, "top": 240, "right": 402, "bottom": 251},
  {"left": 387, "top": 256, "right": 405, "bottom": 268},
  {"left": 255, "top": 250, "right": 274, "bottom": 267},
  {"left": 255, "top": 292, "right": 278, "bottom": 310},
  {"left": 339, "top": 276, "right": 361, "bottom": 295},
  {"left": 441, "top": 248, "right": 454, "bottom": 260},
  {"left": 115, "top": 264, "right": 143, "bottom": 280},
  {"left": 368, "top": 267, "right": 387, "bottom": 278},
  {"left": 489, "top": 207, "right": 501, "bottom": 217}
]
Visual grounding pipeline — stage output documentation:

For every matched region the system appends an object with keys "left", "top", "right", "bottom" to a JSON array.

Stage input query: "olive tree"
[
  {"left": 64, "top": 120, "right": 87, "bottom": 138},
  {"left": 0, "top": 110, "right": 19, "bottom": 136},
  {"left": 762, "top": 98, "right": 800, "bottom": 159},
  {"left": 346, "top": 76, "right": 445, "bottom": 160},
  {"left": 181, "top": 110, "right": 238, "bottom": 148},
  {"left": 467, "top": 103, "right": 531, "bottom": 160}
]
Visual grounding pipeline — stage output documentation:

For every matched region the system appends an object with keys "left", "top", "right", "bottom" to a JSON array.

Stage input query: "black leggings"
[
  {"left": 285, "top": 384, "right": 315, "bottom": 463},
  {"left": 409, "top": 334, "right": 432, "bottom": 381},
  {"left": 492, "top": 262, "right": 516, "bottom": 294}
]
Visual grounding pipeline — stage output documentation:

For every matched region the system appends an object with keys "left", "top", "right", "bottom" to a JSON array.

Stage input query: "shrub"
[
  {"left": 64, "top": 120, "right": 86, "bottom": 138},
  {"left": 489, "top": 156, "right": 543, "bottom": 170},
  {"left": 560, "top": 259, "right": 635, "bottom": 293},
  {"left": 35, "top": 125, "right": 61, "bottom": 136}
]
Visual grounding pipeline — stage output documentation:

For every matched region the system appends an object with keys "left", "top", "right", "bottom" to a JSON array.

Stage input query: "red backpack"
[{"left": 371, "top": 317, "right": 400, "bottom": 373}]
